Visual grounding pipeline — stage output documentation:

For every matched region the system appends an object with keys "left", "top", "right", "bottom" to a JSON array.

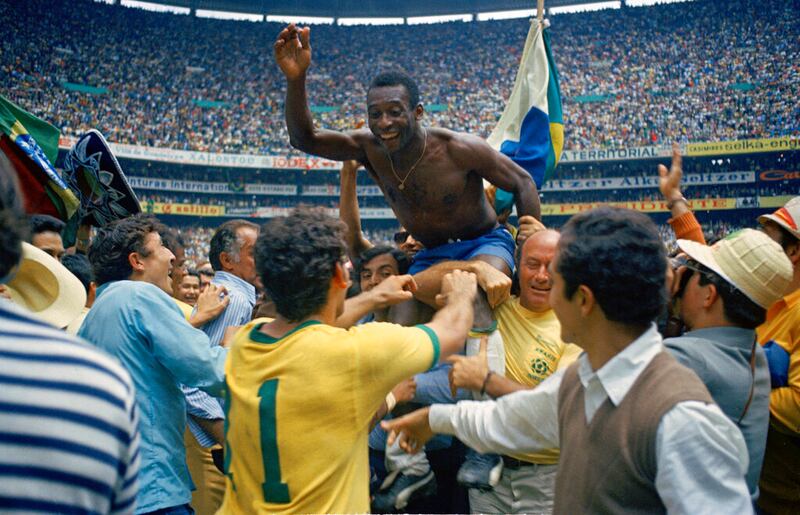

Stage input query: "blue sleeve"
[
  {"left": 135, "top": 285, "right": 227, "bottom": 396},
  {"left": 200, "top": 291, "right": 252, "bottom": 347},
  {"left": 763, "top": 340, "right": 790, "bottom": 388}
]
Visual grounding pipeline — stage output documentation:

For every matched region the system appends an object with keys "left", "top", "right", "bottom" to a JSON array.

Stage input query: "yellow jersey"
[
  {"left": 495, "top": 296, "right": 582, "bottom": 464},
  {"left": 218, "top": 319, "right": 439, "bottom": 514},
  {"left": 757, "top": 288, "right": 800, "bottom": 433}
]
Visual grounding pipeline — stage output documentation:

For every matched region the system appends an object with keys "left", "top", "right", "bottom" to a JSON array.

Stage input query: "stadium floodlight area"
[
  {"left": 119, "top": 0, "right": 189, "bottom": 15},
  {"left": 407, "top": 14, "right": 474, "bottom": 24},
  {"left": 476, "top": 9, "right": 536, "bottom": 21},
  {"left": 626, "top": 0, "right": 694, "bottom": 6},
  {"left": 196, "top": 9, "right": 264, "bottom": 22},
  {"left": 549, "top": 1, "right": 620, "bottom": 14},
  {"left": 266, "top": 15, "right": 335, "bottom": 25},
  {"left": 337, "top": 17, "right": 406, "bottom": 26}
]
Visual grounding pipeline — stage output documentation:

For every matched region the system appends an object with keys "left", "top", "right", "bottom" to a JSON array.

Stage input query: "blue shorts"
[{"left": 408, "top": 225, "right": 515, "bottom": 275}]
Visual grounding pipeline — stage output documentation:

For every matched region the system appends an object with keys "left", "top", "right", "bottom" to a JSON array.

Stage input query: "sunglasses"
[{"left": 393, "top": 231, "right": 410, "bottom": 245}]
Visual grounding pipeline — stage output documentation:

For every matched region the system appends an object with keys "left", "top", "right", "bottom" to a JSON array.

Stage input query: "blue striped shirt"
[
  {"left": 0, "top": 299, "right": 140, "bottom": 514},
  {"left": 184, "top": 271, "right": 256, "bottom": 447}
]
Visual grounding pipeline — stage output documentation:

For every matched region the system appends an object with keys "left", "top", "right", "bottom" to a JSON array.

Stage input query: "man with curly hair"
[
  {"left": 78, "top": 213, "right": 229, "bottom": 515},
  {"left": 219, "top": 207, "right": 479, "bottom": 514}
]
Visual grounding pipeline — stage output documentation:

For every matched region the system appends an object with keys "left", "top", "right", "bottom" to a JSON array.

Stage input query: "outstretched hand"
[
  {"left": 382, "top": 407, "right": 434, "bottom": 454},
  {"left": 274, "top": 24, "right": 311, "bottom": 80},
  {"left": 658, "top": 142, "right": 684, "bottom": 202},
  {"left": 471, "top": 261, "right": 512, "bottom": 308},
  {"left": 446, "top": 335, "right": 489, "bottom": 397},
  {"left": 435, "top": 270, "right": 478, "bottom": 308},
  {"left": 191, "top": 283, "right": 230, "bottom": 327},
  {"left": 371, "top": 274, "right": 418, "bottom": 308}
]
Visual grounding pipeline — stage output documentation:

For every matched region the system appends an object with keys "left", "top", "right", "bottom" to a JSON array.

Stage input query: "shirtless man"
[{"left": 274, "top": 25, "right": 540, "bottom": 329}]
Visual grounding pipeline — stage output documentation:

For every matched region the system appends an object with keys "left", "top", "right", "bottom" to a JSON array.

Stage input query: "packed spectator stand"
[{"left": 3, "top": 0, "right": 799, "bottom": 155}]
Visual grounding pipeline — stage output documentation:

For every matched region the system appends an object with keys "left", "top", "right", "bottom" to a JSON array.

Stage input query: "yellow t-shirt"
[
  {"left": 173, "top": 297, "right": 194, "bottom": 321},
  {"left": 495, "top": 296, "right": 582, "bottom": 464},
  {"left": 218, "top": 319, "right": 439, "bottom": 514},
  {"left": 757, "top": 288, "right": 800, "bottom": 433}
]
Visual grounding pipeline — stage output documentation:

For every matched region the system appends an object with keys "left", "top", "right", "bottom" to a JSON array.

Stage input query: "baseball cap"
[
  {"left": 5, "top": 242, "right": 87, "bottom": 328},
  {"left": 677, "top": 228, "right": 793, "bottom": 308},
  {"left": 758, "top": 196, "right": 800, "bottom": 241}
]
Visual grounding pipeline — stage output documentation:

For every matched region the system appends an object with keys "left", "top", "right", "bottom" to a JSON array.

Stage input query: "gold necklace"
[{"left": 386, "top": 128, "right": 427, "bottom": 191}]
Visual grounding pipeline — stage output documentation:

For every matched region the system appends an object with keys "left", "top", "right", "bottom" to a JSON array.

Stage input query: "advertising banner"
[
  {"left": 686, "top": 137, "right": 799, "bottom": 157},
  {"left": 145, "top": 202, "right": 226, "bottom": 216},
  {"left": 542, "top": 171, "right": 754, "bottom": 191},
  {"left": 541, "top": 198, "right": 737, "bottom": 216},
  {"left": 301, "top": 184, "right": 383, "bottom": 196},
  {"left": 758, "top": 170, "right": 800, "bottom": 182}
]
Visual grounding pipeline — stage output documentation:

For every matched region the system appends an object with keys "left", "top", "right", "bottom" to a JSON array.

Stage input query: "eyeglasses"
[{"left": 393, "top": 231, "right": 410, "bottom": 245}]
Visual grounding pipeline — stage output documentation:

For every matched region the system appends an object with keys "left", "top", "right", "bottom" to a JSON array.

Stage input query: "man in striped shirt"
[
  {"left": 0, "top": 156, "right": 141, "bottom": 514},
  {"left": 183, "top": 219, "right": 259, "bottom": 514}
]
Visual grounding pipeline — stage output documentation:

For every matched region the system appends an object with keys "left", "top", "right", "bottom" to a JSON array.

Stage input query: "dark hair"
[
  {"left": 184, "top": 268, "right": 201, "bottom": 281},
  {"left": 695, "top": 264, "right": 766, "bottom": 329},
  {"left": 255, "top": 207, "right": 346, "bottom": 322},
  {"left": 557, "top": 207, "right": 667, "bottom": 327},
  {"left": 28, "top": 214, "right": 65, "bottom": 236},
  {"left": 161, "top": 228, "right": 186, "bottom": 255},
  {"left": 209, "top": 219, "right": 259, "bottom": 271},
  {"left": 369, "top": 70, "right": 420, "bottom": 107},
  {"left": 61, "top": 253, "right": 94, "bottom": 294},
  {"left": 0, "top": 153, "right": 27, "bottom": 279},
  {"left": 88, "top": 214, "right": 166, "bottom": 286},
  {"left": 771, "top": 222, "right": 799, "bottom": 252},
  {"left": 357, "top": 245, "right": 410, "bottom": 276}
]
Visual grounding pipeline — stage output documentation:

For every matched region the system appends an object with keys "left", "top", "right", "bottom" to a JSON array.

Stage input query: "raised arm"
[
  {"left": 659, "top": 142, "right": 706, "bottom": 244},
  {"left": 451, "top": 134, "right": 541, "bottom": 220},
  {"left": 339, "top": 160, "right": 373, "bottom": 260},
  {"left": 274, "top": 24, "right": 366, "bottom": 161}
]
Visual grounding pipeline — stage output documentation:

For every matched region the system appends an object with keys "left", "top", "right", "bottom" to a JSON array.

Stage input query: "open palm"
[{"left": 274, "top": 24, "right": 311, "bottom": 80}]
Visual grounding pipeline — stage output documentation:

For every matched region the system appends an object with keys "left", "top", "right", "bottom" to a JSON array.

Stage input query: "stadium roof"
[{"left": 133, "top": 0, "right": 619, "bottom": 19}]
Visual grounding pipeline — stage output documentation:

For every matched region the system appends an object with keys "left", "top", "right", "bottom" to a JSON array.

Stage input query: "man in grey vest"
[
  {"left": 383, "top": 206, "right": 753, "bottom": 514},
  {"left": 666, "top": 229, "right": 793, "bottom": 502}
]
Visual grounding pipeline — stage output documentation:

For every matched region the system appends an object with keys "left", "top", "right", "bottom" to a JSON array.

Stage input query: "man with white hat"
[
  {"left": 666, "top": 229, "right": 793, "bottom": 501},
  {"left": 755, "top": 196, "right": 800, "bottom": 514}
]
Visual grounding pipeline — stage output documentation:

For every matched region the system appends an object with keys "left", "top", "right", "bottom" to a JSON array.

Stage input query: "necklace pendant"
[{"left": 399, "top": 183, "right": 405, "bottom": 191}]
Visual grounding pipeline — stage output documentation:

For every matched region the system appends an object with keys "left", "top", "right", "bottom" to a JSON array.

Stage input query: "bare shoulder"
[
  {"left": 438, "top": 128, "right": 493, "bottom": 163},
  {"left": 351, "top": 127, "right": 378, "bottom": 147}
]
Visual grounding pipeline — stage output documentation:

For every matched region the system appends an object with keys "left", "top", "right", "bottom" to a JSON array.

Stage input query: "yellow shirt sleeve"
[
  {"left": 758, "top": 294, "right": 800, "bottom": 433},
  {"left": 348, "top": 322, "right": 438, "bottom": 416}
]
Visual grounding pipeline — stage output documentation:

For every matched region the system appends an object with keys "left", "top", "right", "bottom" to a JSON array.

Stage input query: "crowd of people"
[
  {"left": 4, "top": 0, "right": 799, "bottom": 156},
  {"left": 2, "top": 0, "right": 799, "bottom": 514},
  {"left": 3, "top": 144, "right": 800, "bottom": 514}
]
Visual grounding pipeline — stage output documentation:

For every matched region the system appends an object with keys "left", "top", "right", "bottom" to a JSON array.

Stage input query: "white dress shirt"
[{"left": 429, "top": 324, "right": 753, "bottom": 514}]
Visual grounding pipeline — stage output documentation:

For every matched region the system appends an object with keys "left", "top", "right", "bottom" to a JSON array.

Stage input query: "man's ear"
[
  {"left": 128, "top": 251, "right": 145, "bottom": 274},
  {"left": 787, "top": 241, "right": 800, "bottom": 265},
  {"left": 219, "top": 251, "right": 232, "bottom": 271},
  {"left": 414, "top": 104, "right": 424, "bottom": 120},
  {"left": 702, "top": 283, "right": 719, "bottom": 309},
  {"left": 333, "top": 262, "right": 349, "bottom": 289},
  {"left": 578, "top": 284, "right": 595, "bottom": 317}
]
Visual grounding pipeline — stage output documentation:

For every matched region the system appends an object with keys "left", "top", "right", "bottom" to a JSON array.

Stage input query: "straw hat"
[
  {"left": 5, "top": 242, "right": 87, "bottom": 328},
  {"left": 677, "top": 229, "right": 793, "bottom": 309},
  {"left": 758, "top": 196, "right": 800, "bottom": 240}
]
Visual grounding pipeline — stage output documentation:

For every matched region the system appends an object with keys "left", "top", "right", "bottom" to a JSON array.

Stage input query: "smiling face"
[
  {"left": 135, "top": 231, "right": 175, "bottom": 295},
  {"left": 518, "top": 230, "right": 559, "bottom": 312},
  {"left": 367, "top": 85, "right": 422, "bottom": 154},
  {"left": 177, "top": 274, "right": 201, "bottom": 306}
]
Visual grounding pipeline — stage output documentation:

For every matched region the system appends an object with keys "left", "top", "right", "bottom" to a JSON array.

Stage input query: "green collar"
[{"left": 249, "top": 319, "right": 322, "bottom": 344}]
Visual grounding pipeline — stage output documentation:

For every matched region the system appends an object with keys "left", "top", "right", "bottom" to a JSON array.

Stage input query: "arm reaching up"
[
  {"left": 275, "top": 24, "right": 366, "bottom": 161},
  {"left": 339, "top": 160, "right": 373, "bottom": 260}
]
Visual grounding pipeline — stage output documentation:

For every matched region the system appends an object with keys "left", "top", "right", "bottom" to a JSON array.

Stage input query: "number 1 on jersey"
[{"left": 258, "top": 379, "right": 291, "bottom": 503}]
